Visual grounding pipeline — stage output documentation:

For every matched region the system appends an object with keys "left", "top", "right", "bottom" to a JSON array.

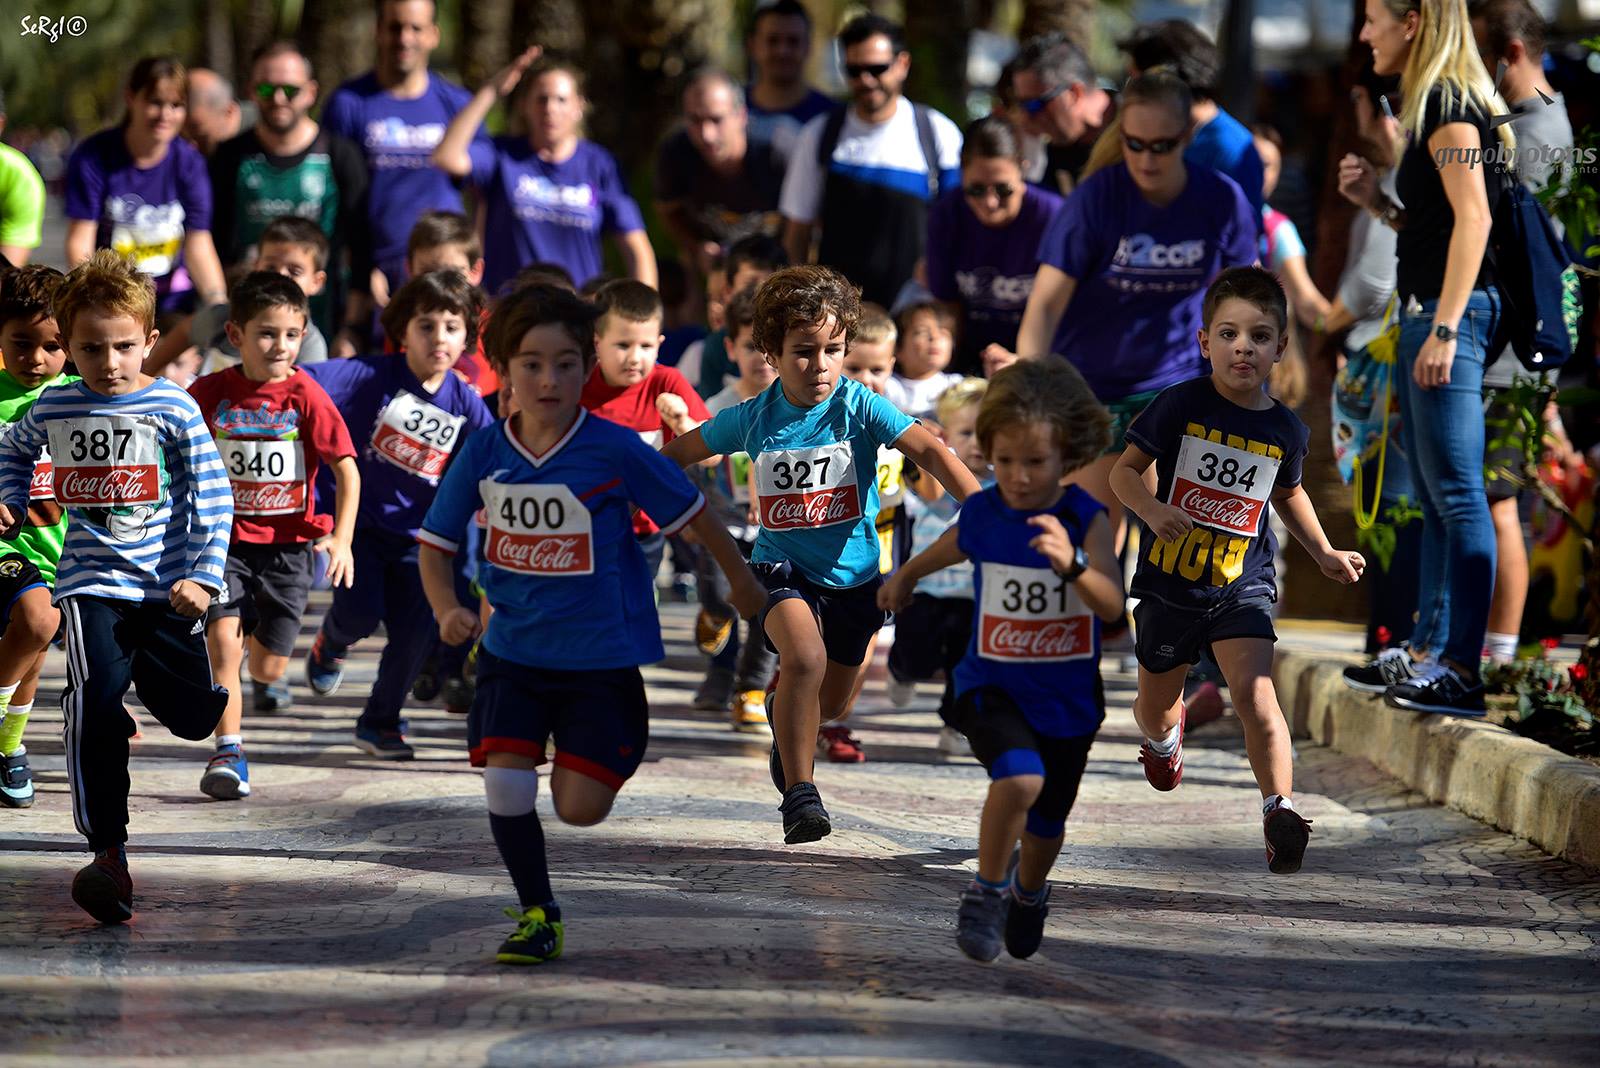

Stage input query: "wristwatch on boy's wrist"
[{"left": 1058, "top": 547, "right": 1089, "bottom": 582}]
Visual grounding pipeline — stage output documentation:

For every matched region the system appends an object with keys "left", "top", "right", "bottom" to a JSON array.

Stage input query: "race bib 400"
[
  {"left": 756, "top": 443, "right": 860, "bottom": 530},
  {"left": 1167, "top": 436, "right": 1279, "bottom": 539},
  {"left": 371, "top": 392, "right": 465, "bottom": 484},
  {"left": 481, "top": 482, "right": 594, "bottom": 576},
  {"left": 47, "top": 417, "right": 163, "bottom": 507},
  {"left": 978, "top": 562, "right": 1092, "bottom": 662},
  {"left": 221, "top": 438, "right": 306, "bottom": 515}
]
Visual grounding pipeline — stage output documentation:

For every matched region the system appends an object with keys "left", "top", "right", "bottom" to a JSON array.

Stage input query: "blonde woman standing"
[{"left": 1337, "top": 0, "right": 1512, "bottom": 716}]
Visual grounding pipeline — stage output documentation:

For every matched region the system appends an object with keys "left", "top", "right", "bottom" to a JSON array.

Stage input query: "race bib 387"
[{"left": 47, "top": 416, "right": 163, "bottom": 508}]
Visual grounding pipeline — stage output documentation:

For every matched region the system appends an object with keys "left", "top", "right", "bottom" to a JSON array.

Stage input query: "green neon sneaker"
[{"left": 496, "top": 904, "right": 564, "bottom": 965}]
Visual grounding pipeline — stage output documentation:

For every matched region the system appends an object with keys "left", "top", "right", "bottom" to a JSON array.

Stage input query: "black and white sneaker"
[
  {"left": 779, "top": 782, "right": 831, "bottom": 844},
  {"left": 1384, "top": 665, "right": 1487, "bottom": 717},
  {"left": 1342, "top": 646, "right": 1429, "bottom": 694}
]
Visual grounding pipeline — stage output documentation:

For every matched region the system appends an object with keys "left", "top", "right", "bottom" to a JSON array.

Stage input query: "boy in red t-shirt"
[
  {"left": 580, "top": 280, "right": 712, "bottom": 585},
  {"left": 188, "top": 272, "right": 359, "bottom": 800}
]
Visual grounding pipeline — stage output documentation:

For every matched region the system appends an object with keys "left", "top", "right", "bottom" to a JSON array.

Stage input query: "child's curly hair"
[
  {"left": 752, "top": 265, "right": 860, "bottom": 358},
  {"left": 976, "top": 359, "right": 1110, "bottom": 474}
]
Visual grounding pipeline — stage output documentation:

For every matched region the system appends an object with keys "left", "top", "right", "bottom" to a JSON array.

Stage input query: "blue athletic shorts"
[{"left": 467, "top": 647, "right": 648, "bottom": 791}]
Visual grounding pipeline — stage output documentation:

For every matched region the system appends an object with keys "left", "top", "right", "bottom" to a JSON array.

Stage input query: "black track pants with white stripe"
[{"left": 60, "top": 595, "right": 230, "bottom": 849}]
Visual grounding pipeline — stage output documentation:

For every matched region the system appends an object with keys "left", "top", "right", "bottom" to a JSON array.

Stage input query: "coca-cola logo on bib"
[
  {"left": 1173, "top": 481, "right": 1263, "bottom": 535},
  {"left": 55, "top": 465, "right": 159, "bottom": 507},
  {"left": 28, "top": 462, "right": 53, "bottom": 500},
  {"left": 488, "top": 531, "right": 592, "bottom": 574},
  {"left": 233, "top": 481, "right": 306, "bottom": 516},
  {"left": 372, "top": 422, "right": 449, "bottom": 480},
  {"left": 762, "top": 485, "right": 860, "bottom": 530},
  {"left": 979, "top": 616, "right": 1091, "bottom": 661}
]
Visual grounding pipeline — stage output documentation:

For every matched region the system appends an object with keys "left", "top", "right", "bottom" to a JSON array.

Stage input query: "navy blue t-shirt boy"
[{"left": 1124, "top": 374, "right": 1309, "bottom": 612}]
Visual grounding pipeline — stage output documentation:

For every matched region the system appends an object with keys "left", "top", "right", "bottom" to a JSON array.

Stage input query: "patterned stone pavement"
[{"left": 3, "top": 598, "right": 1598, "bottom": 1067}]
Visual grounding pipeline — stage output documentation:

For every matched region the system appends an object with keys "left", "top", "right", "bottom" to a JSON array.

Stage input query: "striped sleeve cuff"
[
  {"left": 658, "top": 492, "right": 707, "bottom": 536},
  {"left": 416, "top": 529, "right": 458, "bottom": 555}
]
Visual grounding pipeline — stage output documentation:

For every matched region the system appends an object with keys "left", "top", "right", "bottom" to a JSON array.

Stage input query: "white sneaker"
[
  {"left": 937, "top": 726, "right": 972, "bottom": 757},
  {"left": 886, "top": 677, "right": 918, "bottom": 707}
]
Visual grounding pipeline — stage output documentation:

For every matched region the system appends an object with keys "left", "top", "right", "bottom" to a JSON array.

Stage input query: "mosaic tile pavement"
[{"left": 2, "top": 599, "right": 1597, "bottom": 1066}]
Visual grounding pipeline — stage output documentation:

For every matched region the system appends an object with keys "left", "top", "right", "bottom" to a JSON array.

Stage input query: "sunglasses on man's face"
[
  {"left": 1019, "top": 83, "right": 1066, "bottom": 116},
  {"left": 1121, "top": 133, "right": 1182, "bottom": 156},
  {"left": 254, "top": 82, "right": 303, "bottom": 102},
  {"left": 963, "top": 182, "right": 1017, "bottom": 201},
  {"left": 845, "top": 62, "right": 893, "bottom": 81}
]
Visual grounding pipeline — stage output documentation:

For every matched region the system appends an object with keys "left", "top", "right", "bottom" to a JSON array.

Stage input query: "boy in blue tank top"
[
  {"left": 663, "top": 266, "right": 982, "bottom": 845},
  {"left": 1110, "top": 267, "right": 1364, "bottom": 876},
  {"left": 418, "top": 285, "right": 764, "bottom": 965},
  {"left": 881, "top": 359, "right": 1125, "bottom": 962}
]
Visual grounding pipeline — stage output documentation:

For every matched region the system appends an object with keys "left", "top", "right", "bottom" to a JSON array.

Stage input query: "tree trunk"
[
  {"left": 458, "top": 0, "right": 513, "bottom": 89},
  {"left": 904, "top": 0, "right": 982, "bottom": 122},
  {"left": 578, "top": 0, "right": 733, "bottom": 180},
  {"left": 301, "top": 2, "right": 373, "bottom": 101},
  {"left": 1018, "top": 0, "right": 1097, "bottom": 52}
]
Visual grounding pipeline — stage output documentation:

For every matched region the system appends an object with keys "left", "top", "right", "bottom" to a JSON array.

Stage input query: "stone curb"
[{"left": 1275, "top": 649, "right": 1600, "bottom": 869}]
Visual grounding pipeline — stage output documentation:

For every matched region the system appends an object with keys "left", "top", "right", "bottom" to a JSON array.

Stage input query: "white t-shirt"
[
  {"left": 884, "top": 371, "right": 962, "bottom": 422},
  {"left": 779, "top": 98, "right": 963, "bottom": 225}
]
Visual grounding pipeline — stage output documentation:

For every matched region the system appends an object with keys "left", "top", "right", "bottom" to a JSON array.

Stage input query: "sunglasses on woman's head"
[
  {"left": 963, "top": 182, "right": 1017, "bottom": 201},
  {"left": 254, "top": 82, "right": 303, "bottom": 102},
  {"left": 1019, "top": 83, "right": 1066, "bottom": 116},
  {"left": 1121, "top": 134, "right": 1181, "bottom": 155},
  {"left": 845, "top": 62, "right": 892, "bottom": 81}
]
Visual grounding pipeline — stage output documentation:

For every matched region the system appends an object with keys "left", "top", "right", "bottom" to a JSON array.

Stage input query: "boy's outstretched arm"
[
  {"left": 1109, "top": 444, "right": 1192, "bottom": 544},
  {"left": 686, "top": 509, "right": 766, "bottom": 620},
  {"left": 419, "top": 544, "right": 482, "bottom": 646},
  {"left": 896, "top": 423, "right": 980, "bottom": 501},
  {"left": 1273, "top": 485, "right": 1365, "bottom": 584},
  {"left": 318, "top": 456, "right": 361, "bottom": 588},
  {"left": 661, "top": 427, "right": 714, "bottom": 468},
  {"left": 878, "top": 525, "right": 966, "bottom": 612}
]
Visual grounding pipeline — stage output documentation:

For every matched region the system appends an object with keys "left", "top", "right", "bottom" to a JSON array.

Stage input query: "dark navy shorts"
[
  {"left": 754, "top": 560, "right": 886, "bottom": 667},
  {"left": 1134, "top": 589, "right": 1277, "bottom": 675},
  {"left": 945, "top": 685, "right": 1097, "bottom": 839},
  {"left": 467, "top": 647, "right": 648, "bottom": 791}
]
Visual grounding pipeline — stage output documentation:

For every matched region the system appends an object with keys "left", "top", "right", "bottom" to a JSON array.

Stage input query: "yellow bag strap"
[{"left": 1352, "top": 297, "right": 1400, "bottom": 531}]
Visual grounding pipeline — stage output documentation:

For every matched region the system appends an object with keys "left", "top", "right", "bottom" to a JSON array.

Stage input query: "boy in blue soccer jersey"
[
  {"left": 0, "top": 250, "right": 234, "bottom": 925},
  {"left": 662, "top": 266, "right": 983, "bottom": 845},
  {"left": 881, "top": 359, "right": 1125, "bottom": 962},
  {"left": 418, "top": 284, "right": 764, "bottom": 965},
  {"left": 1110, "top": 266, "right": 1364, "bottom": 876}
]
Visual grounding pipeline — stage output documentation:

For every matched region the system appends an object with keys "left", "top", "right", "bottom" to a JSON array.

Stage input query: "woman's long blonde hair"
[{"left": 1389, "top": 0, "right": 1515, "bottom": 151}]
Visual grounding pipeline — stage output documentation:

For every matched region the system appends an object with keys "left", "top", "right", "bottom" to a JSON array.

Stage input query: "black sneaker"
[
  {"left": 779, "top": 782, "right": 831, "bottom": 844},
  {"left": 442, "top": 674, "right": 474, "bottom": 715},
  {"left": 956, "top": 882, "right": 1010, "bottom": 962},
  {"left": 354, "top": 725, "right": 415, "bottom": 760},
  {"left": 1264, "top": 805, "right": 1313, "bottom": 874},
  {"left": 768, "top": 736, "right": 786, "bottom": 793},
  {"left": 72, "top": 847, "right": 134, "bottom": 925},
  {"left": 1342, "top": 646, "right": 1428, "bottom": 694},
  {"left": 1384, "top": 665, "right": 1487, "bottom": 717},
  {"left": 1004, "top": 882, "right": 1051, "bottom": 959},
  {"left": 252, "top": 678, "right": 292, "bottom": 714},
  {"left": 411, "top": 652, "right": 442, "bottom": 702}
]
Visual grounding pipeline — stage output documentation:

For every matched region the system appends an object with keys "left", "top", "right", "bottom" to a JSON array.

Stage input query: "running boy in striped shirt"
[{"left": 0, "top": 250, "right": 235, "bottom": 925}]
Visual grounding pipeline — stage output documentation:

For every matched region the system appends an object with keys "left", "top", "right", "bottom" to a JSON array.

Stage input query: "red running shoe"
[
  {"left": 1184, "top": 680, "right": 1225, "bottom": 729},
  {"left": 818, "top": 723, "right": 866, "bottom": 763},
  {"left": 1137, "top": 706, "right": 1185, "bottom": 791}
]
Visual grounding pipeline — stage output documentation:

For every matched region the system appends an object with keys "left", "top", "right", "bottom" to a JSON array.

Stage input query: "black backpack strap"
[
  {"left": 912, "top": 103, "right": 941, "bottom": 198},
  {"left": 815, "top": 104, "right": 849, "bottom": 168}
]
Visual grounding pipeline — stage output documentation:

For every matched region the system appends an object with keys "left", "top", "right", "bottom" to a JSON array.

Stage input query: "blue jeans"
[{"left": 1393, "top": 288, "right": 1501, "bottom": 670}]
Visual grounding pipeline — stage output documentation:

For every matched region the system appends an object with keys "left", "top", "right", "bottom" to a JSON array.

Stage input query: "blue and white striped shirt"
[{"left": 0, "top": 379, "right": 232, "bottom": 602}]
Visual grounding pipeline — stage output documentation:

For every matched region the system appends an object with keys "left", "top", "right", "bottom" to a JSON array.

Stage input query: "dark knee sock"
[{"left": 488, "top": 810, "right": 555, "bottom": 912}]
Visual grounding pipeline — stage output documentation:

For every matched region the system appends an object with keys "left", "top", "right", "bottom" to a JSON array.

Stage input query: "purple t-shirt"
[
  {"left": 303, "top": 354, "right": 493, "bottom": 537},
  {"left": 1038, "top": 163, "right": 1257, "bottom": 400},
  {"left": 926, "top": 184, "right": 1065, "bottom": 373},
  {"left": 65, "top": 128, "right": 212, "bottom": 301},
  {"left": 321, "top": 72, "right": 486, "bottom": 274},
  {"left": 468, "top": 137, "right": 645, "bottom": 293}
]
